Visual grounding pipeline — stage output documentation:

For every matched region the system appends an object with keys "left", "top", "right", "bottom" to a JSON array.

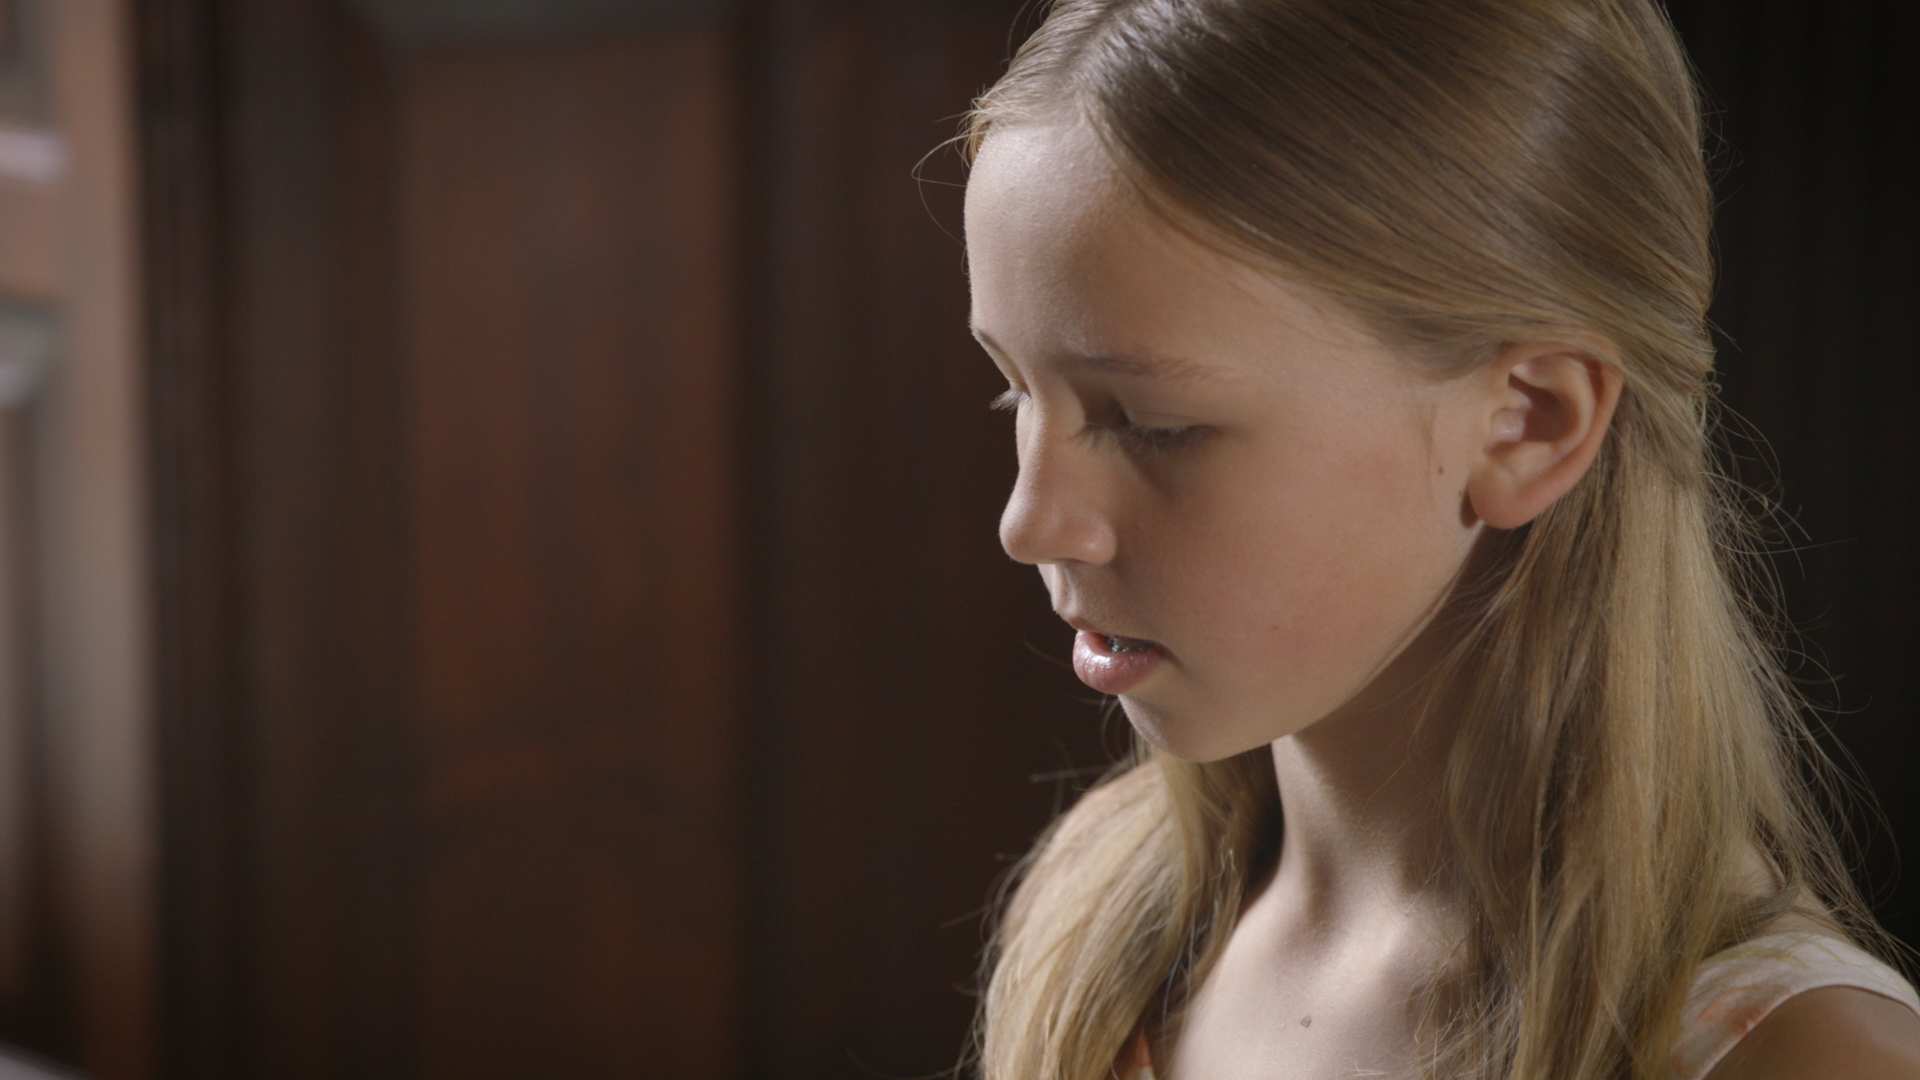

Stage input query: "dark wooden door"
[
  {"left": 146, "top": 3, "right": 753, "bottom": 1077},
  {"left": 142, "top": 1, "right": 1101, "bottom": 1077}
]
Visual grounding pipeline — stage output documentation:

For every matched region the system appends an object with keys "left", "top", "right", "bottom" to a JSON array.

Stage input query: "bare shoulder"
[{"left": 1706, "top": 987, "right": 1920, "bottom": 1080}]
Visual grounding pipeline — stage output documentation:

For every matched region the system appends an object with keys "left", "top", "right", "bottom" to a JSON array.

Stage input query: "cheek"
[{"left": 1165, "top": 428, "right": 1463, "bottom": 705}]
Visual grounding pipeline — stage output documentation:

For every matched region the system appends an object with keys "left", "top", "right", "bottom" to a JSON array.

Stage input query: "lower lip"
[{"left": 1071, "top": 631, "right": 1167, "bottom": 695}]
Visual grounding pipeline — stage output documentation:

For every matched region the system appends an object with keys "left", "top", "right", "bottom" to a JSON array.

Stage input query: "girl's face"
[{"left": 965, "top": 121, "right": 1492, "bottom": 762}]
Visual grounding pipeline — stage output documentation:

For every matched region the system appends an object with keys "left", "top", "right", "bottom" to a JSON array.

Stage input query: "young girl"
[{"left": 959, "top": 2, "right": 1920, "bottom": 1078}]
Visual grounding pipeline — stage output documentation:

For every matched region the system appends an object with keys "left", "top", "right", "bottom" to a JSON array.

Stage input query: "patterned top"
[
  {"left": 1669, "top": 932, "right": 1919, "bottom": 1079},
  {"left": 1114, "top": 931, "right": 1920, "bottom": 1080}
]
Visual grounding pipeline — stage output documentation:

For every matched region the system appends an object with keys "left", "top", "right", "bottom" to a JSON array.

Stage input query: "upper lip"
[
  {"left": 1059, "top": 612, "right": 1153, "bottom": 642},
  {"left": 1059, "top": 612, "right": 1108, "bottom": 635}
]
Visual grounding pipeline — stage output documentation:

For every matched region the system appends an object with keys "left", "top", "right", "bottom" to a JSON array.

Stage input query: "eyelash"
[
  {"left": 990, "top": 389, "right": 1204, "bottom": 454},
  {"left": 1112, "top": 421, "right": 1203, "bottom": 453}
]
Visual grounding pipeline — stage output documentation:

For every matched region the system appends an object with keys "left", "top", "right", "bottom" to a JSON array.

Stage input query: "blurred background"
[{"left": 0, "top": 0, "right": 1908, "bottom": 1077}]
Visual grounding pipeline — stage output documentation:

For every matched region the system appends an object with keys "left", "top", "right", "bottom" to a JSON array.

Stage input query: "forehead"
[
  {"left": 964, "top": 121, "right": 1387, "bottom": 380},
  {"left": 965, "top": 119, "right": 1126, "bottom": 247}
]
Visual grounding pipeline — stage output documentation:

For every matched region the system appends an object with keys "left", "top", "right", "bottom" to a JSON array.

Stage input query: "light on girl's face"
[{"left": 963, "top": 120, "right": 1490, "bottom": 762}]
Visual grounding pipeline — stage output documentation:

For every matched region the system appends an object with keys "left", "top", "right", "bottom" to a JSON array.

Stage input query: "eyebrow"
[{"left": 971, "top": 328, "right": 1231, "bottom": 385}]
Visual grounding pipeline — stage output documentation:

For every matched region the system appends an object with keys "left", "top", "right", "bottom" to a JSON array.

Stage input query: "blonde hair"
[{"left": 962, "top": 2, "right": 1884, "bottom": 1079}]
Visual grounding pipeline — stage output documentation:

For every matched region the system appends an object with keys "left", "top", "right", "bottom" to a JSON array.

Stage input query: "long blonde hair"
[{"left": 962, "top": 2, "right": 1883, "bottom": 1078}]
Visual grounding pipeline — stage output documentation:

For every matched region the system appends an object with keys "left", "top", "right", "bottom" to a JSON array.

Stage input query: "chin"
[{"left": 1120, "top": 696, "right": 1265, "bottom": 763}]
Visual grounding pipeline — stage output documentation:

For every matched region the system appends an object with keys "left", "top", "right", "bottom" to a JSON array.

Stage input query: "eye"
[
  {"left": 993, "top": 389, "right": 1205, "bottom": 454},
  {"left": 1084, "top": 398, "right": 1205, "bottom": 454},
  {"left": 1113, "top": 415, "right": 1205, "bottom": 454}
]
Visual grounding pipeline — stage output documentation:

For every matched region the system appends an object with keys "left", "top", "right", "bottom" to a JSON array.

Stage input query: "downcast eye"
[
  {"left": 1116, "top": 418, "right": 1204, "bottom": 453},
  {"left": 1081, "top": 396, "right": 1208, "bottom": 454}
]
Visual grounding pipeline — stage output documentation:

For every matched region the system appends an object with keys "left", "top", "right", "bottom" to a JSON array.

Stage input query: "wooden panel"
[
  {"left": 140, "top": 0, "right": 241, "bottom": 1073},
  {"left": 39, "top": 0, "right": 154, "bottom": 1074},
  {"left": 0, "top": 406, "right": 51, "bottom": 1046},
  {"left": 144, "top": 2, "right": 749, "bottom": 1075},
  {"left": 396, "top": 30, "right": 741, "bottom": 1079},
  {"left": 145, "top": 1, "right": 413, "bottom": 1076}
]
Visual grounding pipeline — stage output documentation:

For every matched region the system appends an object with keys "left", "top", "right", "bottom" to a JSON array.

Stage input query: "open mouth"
[{"left": 1072, "top": 629, "right": 1167, "bottom": 694}]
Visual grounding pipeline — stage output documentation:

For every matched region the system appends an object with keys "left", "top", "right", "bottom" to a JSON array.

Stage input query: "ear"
[{"left": 1464, "top": 339, "right": 1623, "bottom": 530}]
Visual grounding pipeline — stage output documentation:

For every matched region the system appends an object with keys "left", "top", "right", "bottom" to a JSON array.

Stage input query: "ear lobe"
[{"left": 1465, "top": 341, "right": 1623, "bottom": 530}]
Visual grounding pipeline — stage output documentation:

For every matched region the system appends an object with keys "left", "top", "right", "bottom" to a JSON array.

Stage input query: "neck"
[{"left": 1263, "top": 633, "right": 1465, "bottom": 935}]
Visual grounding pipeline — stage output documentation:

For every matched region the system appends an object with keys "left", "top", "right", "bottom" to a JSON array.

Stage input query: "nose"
[{"left": 999, "top": 424, "right": 1118, "bottom": 566}]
